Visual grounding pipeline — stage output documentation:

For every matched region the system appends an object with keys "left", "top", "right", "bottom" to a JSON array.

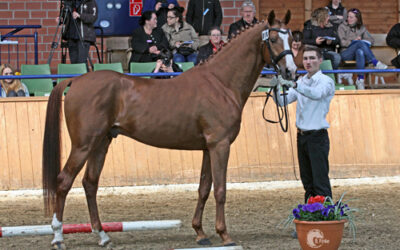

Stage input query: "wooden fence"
[{"left": 0, "top": 90, "right": 399, "bottom": 190}]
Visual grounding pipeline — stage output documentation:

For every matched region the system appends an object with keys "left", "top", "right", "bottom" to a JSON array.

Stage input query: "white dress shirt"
[{"left": 275, "top": 70, "right": 335, "bottom": 131}]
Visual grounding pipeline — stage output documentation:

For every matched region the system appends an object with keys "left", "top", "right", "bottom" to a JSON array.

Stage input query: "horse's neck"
[{"left": 205, "top": 25, "right": 265, "bottom": 107}]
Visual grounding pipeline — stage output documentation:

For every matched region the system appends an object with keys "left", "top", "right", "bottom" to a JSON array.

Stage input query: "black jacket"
[
  {"left": 228, "top": 18, "right": 258, "bottom": 39},
  {"left": 303, "top": 22, "right": 339, "bottom": 52},
  {"left": 186, "top": 0, "right": 223, "bottom": 36},
  {"left": 386, "top": 23, "right": 400, "bottom": 49},
  {"left": 63, "top": 0, "right": 98, "bottom": 43},
  {"left": 130, "top": 27, "right": 170, "bottom": 63}
]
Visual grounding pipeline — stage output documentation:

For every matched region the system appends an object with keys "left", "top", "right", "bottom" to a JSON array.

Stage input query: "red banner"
[{"left": 130, "top": 0, "right": 143, "bottom": 17}]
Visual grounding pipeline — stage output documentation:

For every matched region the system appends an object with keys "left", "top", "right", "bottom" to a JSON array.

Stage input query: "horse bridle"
[{"left": 262, "top": 28, "right": 293, "bottom": 72}]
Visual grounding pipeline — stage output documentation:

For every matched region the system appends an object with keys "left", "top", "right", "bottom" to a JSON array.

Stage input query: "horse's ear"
[
  {"left": 284, "top": 10, "right": 291, "bottom": 25},
  {"left": 268, "top": 10, "right": 275, "bottom": 25}
]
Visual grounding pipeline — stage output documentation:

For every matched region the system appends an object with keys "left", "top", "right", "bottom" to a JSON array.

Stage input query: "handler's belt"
[{"left": 297, "top": 128, "right": 326, "bottom": 136}]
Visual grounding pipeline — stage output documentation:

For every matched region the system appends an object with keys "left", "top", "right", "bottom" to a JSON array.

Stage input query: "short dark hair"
[
  {"left": 303, "top": 45, "right": 322, "bottom": 58},
  {"left": 208, "top": 26, "right": 222, "bottom": 36},
  {"left": 139, "top": 11, "right": 156, "bottom": 26}
]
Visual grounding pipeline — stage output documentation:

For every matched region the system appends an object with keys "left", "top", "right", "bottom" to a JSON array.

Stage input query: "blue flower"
[
  {"left": 322, "top": 208, "right": 331, "bottom": 217},
  {"left": 293, "top": 208, "right": 301, "bottom": 219},
  {"left": 303, "top": 203, "right": 325, "bottom": 213}
]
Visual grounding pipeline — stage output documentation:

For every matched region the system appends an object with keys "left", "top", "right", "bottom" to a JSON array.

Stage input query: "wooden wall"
[
  {"left": 1, "top": 90, "right": 399, "bottom": 191},
  {"left": 258, "top": 0, "right": 400, "bottom": 34}
]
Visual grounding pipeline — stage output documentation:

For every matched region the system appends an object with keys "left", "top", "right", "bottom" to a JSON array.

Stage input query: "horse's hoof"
[
  {"left": 51, "top": 242, "right": 66, "bottom": 250},
  {"left": 197, "top": 238, "right": 212, "bottom": 245},
  {"left": 224, "top": 242, "right": 237, "bottom": 246}
]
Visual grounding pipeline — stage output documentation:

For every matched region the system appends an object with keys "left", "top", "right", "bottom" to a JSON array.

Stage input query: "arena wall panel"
[{"left": 0, "top": 90, "right": 399, "bottom": 190}]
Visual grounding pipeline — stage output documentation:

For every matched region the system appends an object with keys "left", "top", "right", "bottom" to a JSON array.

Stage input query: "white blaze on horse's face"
[{"left": 279, "top": 29, "right": 297, "bottom": 77}]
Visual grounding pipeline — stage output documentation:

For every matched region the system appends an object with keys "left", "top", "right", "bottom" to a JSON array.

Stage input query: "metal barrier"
[{"left": 0, "top": 25, "right": 42, "bottom": 69}]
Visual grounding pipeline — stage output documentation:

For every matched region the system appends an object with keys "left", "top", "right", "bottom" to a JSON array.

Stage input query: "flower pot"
[{"left": 294, "top": 219, "right": 346, "bottom": 250}]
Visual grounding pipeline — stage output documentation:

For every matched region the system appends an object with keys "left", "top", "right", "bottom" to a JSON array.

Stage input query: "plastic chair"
[
  {"left": 20, "top": 64, "right": 53, "bottom": 96},
  {"left": 176, "top": 62, "right": 194, "bottom": 72},
  {"left": 130, "top": 62, "right": 157, "bottom": 78},
  {"left": 319, "top": 60, "right": 336, "bottom": 84},
  {"left": 93, "top": 63, "right": 123, "bottom": 73},
  {"left": 57, "top": 63, "right": 87, "bottom": 84}
]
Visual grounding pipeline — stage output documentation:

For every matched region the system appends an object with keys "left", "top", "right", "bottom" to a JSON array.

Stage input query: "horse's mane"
[{"left": 197, "top": 21, "right": 266, "bottom": 66}]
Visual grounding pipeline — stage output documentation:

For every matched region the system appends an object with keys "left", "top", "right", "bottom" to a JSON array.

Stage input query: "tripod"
[{"left": 47, "top": 1, "right": 94, "bottom": 69}]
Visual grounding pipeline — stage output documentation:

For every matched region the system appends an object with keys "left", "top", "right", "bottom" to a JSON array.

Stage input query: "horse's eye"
[{"left": 270, "top": 37, "right": 277, "bottom": 43}]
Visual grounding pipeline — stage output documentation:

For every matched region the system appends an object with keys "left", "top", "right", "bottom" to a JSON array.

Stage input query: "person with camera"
[
  {"left": 130, "top": 11, "right": 170, "bottom": 63},
  {"left": 55, "top": 0, "right": 98, "bottom": 65},
  {"left": 162, "top": 7, "right": 199, "bottom": 64},
  {"left": 143, "top": 0, "right": 179, "bottom": 28},
  {"left": 152, "top": 50, "right": 182, "bottom": 79}
]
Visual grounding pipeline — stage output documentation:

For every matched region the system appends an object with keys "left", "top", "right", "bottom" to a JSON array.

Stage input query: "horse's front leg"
[
  {"left": 192, "top": 149, "right": 213, "bottom": 245},
  {"left": 209, "top": 139, "right": 235, "bottom": 246}
]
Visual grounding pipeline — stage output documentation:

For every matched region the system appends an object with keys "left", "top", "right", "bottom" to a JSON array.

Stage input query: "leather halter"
[{"left": 262, "top": 28, "right": 293, "bottom": 72}]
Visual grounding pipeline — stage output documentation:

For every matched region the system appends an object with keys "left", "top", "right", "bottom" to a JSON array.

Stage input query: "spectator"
[
  {"left": 143, "top": 0, "right": 179, "bottom": 28},
  {"left": 386, "top": 23, "right": 400, "bottom": 68},
  {"left": 338, "top": 8, "right": 387, "bottom": 89},
  {"left": 228, "top": 1, "right": 258, "bottom": 40},
  {"left": 303, "top": 8, "right": 341, "bottom": 70},
  {"left": 56, "top": 0, "right": 98, "bottom": 65},
  {"left": 271, "top": 45, "right": 335, "bottom": 203},
  {"left": 0, "top": 64, "right": 29, "bottom": 97},
  {"left": 291, "top": 30, "right": 304, "bottom": 57},
  {"left": 186, "top": 0, "right": 222, "bottom": 36},
  {"left": 196, "top": 26, "right": 225, "bottom": 64},
  {"left": 326, "top": 0, "right": 347, "bottom": 30},
  {"left": 129, "top": 11, "right": 170, "bottom": 63},
  {"left": 162, "top": 7, "right": 199, "bottom": 64},
  {"left": 152, "top": 50, "right": 183, "bottom": 79}
]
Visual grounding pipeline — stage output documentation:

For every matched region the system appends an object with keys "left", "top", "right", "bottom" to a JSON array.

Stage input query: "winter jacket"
[
  {"left": 130, "top": 26, "right": 170, "bottom": 62},
  {"left": 228, "top": 18, "right": 258, "bottom": 39},
  {"left": 386, "top": 23, "right": 400, "bottom": 49},
  {"left": 186, "top": 0, "right": 223, "bottom": 36},
  {"left": 326, "top": 3, "right": 347, "bottom": 28},
  {"left": 196, "top": 40, "right": 224, "bottom": 64},
  {"left": 303, "top": 19, "right": 339, "bottom": 52},
  {"left": 162, "top": 22, "right": 199, "bottom": 50},
  {"left": 63, "top": 0, "right": 98, "bottom": 43},
  {"left": 337, "top": 21, "right": 374, "bottom": 49}
]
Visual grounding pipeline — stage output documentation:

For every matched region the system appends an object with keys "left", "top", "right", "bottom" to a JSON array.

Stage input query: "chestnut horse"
[{"left": 42, "top": 11, "right": 296, "bottom": 248}]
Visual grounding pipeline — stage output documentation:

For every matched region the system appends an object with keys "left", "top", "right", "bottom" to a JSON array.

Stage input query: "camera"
[{"left": 61, "top": 0, "right": 79, "bottom": 14}]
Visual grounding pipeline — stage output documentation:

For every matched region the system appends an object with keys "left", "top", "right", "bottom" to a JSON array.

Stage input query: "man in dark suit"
[{"left": 228, "top": 0, "right": 257, "bottom": 39}]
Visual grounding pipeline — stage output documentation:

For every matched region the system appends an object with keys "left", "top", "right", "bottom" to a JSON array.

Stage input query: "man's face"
[
  {"left": 241, "top": 6, "right": 255, "bottom": 24},
  {"left": 302, "top": 51, "right": 322, "bottom": 75}
]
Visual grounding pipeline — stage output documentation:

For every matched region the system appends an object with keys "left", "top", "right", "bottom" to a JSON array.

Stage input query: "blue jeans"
[
  {"left": 173, "top": 53, "right": 198, "bottom": 64},
  {"left": 340, "top": 41, "right": 376, "bottom": 77},
  {"left": 322, "top": 50, "right": 341, "bottom": 69}
]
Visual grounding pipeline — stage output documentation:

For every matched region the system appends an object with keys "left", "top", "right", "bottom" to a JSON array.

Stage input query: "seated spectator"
[
  {"left": 326, "top": 0, "right": 347, "bottom": 30},
  {"left": 386, "top": 22, "right": 400, "bottom": 68},
  {"left": 338, "top": 8, "right": 387, "bottom": 89},
  {"left": 152, "top": 50, "right": 182, "bottom": 78},
  {"left": 162, "top": 7, "right": 199, "bottom": 64},
  {"left": 228, "top": 1, "right": 258, "bottom": 39},
  {"left": 303, "top": 7, "right": 341, "bottom": 69},
  {"left": 186, "top": 0, "right": 223, "bottom": 36},
  {"left": 129, "top": 11, "right": 170, "bottom": 63},
  {"left": 143, "top": 0, "right": 179, "bottom": 28},
  {"left": 1, "top": 64, "right": 29, "bottom": 97},
  {"left": 196, "top": 26, "right": 224, "bottom": 64}
]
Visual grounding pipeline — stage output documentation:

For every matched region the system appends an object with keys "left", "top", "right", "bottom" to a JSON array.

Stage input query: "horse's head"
[{"left": 262, "top": 10, "right": 297, "bottom": 80}]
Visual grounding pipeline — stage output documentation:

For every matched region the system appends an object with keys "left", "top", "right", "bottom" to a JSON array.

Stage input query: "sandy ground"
[{"left": 0, "top": 179, "right": 399, "bottom": 250}]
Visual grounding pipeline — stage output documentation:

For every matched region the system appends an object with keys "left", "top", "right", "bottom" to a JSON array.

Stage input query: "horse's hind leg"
[
  {"left": 82, "top": 135, "right": 112, "bottom": 247},
  {"left": 51, "top": 146, "right": 92, "bottom": 248},
  {"left": 192, "top": 150, "right": 213, "bottom": 245}
]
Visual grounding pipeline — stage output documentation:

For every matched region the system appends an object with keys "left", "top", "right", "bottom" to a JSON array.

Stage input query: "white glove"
[
  {"left": 269, "top": 76, "right": 279, "bottom": 87},
  {"left": 278, "top": 75, "right": 295, "bottom": 88}
]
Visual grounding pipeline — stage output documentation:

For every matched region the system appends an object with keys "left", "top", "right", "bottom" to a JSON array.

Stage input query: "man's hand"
[
  {"left": 278, "top": 75, "right": 295, "bottom": 88},
  {"left": 168, "top": 3, "right": 175, "bottom": 9},
  {"left": 72, "top": 11, "right": 80, "bottom": 19},
  {"left": 155, "top": 2, "right": 162, "bottom": 11}
]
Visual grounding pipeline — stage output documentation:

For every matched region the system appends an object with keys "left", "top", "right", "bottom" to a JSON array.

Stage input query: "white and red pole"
[{"left": 0, "top": 220, "right": 181, "bottom": 237}]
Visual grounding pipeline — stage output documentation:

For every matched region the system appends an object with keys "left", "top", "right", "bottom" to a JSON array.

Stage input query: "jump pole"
[
  {"left": 0, "top": 220, "right": 181, "bottom": 237},
  {"left": 171, "top": 246, "right": 243, "bottom": 250}
]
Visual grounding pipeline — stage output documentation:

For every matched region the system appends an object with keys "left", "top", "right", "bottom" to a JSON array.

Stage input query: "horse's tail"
[{"left": 42, "top": 79, "right": 71, "bottom": 216}]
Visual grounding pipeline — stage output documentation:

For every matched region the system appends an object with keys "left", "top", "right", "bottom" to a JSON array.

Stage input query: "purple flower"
[
  {"left": 303, "top": 203, "right": 325, "bottom": 213},
  {"left": 322, "top": 208, "right": 331, "bottom": 217},
  {"left": 293, "top": 208, "right": 301, "bottom": 219}
]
